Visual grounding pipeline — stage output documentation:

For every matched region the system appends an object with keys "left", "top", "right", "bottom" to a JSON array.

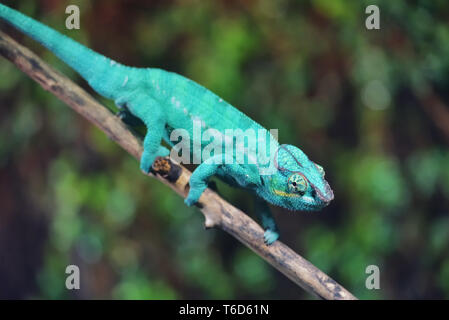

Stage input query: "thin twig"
[
  {"left": 0, "top": 30, "right": 357, "bottom": 300},
  {"left": 415, "top": 84, "right": 449, "bottom": 145}
]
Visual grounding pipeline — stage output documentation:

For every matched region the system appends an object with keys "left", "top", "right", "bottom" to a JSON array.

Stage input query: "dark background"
[{"left": 0, "top": 0, "right": 448, "bottom": 299}]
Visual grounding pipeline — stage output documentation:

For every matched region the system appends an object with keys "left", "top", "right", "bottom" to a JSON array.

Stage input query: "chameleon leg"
[
  {"left": 127, "top": 96, "right": 169, "bottom": 173},
  {"left": 185, "top": 155, "right": 241, "bottom": 206},
  {"left": 141, "top": 124, "right": 170, "bottom": 173},
  {"left": 254, "top": 197, "right": 280, "bottom": 245},
  {"left": 185, "top": 162, "right": 219, "bottom": 206}
]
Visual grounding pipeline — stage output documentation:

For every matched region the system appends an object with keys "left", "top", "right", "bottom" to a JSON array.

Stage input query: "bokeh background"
[{"left": 1, "top": 0, "right": 448, "bottom": 299}]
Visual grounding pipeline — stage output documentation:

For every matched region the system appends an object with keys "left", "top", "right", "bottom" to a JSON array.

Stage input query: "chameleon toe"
[
  {"left": 184, "top": 197, "right": 195, "bottom": 207},
  {"left": 140, "top": 150, "right": 156, "bottom": 174},
  {"left": 140, "top": 159, "right": 152, "bottom": 174},
  {"left": 184, "top": 190, "right": 201, "bottom": 207},
  {"left": 264, "top": 229, "right": 279, "bottom": 245}
]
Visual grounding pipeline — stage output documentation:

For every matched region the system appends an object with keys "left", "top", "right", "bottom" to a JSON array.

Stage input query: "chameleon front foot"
[
  {"left": 264, "top": 228, "right": 279, "bottom": 245},
  {"left": 140, "top": 150, "right": 156, "bottom": 174},
  {"left": 140, "top": 146, "right": 170, "bottom": 174}
]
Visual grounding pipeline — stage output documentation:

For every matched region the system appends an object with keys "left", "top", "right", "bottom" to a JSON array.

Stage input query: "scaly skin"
[{"left": 0, "top": 4, "right": 334, "bottom": 245}]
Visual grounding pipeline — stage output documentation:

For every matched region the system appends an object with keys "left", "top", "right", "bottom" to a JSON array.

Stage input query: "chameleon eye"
[
  {"left": 288, "top": 173, "right": 307, "bottom": 194},
  {"left": 315, "top": 163, "right": 325, "bottom": 177}
]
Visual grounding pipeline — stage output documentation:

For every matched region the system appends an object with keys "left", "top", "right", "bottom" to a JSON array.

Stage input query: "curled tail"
[{"left": 0, "top": 4, "right": 136, "bottom": 99}]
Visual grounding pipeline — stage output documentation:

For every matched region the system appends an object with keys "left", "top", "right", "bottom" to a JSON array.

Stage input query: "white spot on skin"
[
  {"left": 110, "top": 61, "right": 117, "bottom": 66},
  {"left": 219, "top": 98, "right": 223, "bottom": 102},
  {"left": 175, "top": 101, "right": 181, "bottom": 108},
  {"left": 183, "top": 108, "right": 188, "bottom": 115},
  {"left": 122, "top": 76, "right": 129, "bottom": 87}
]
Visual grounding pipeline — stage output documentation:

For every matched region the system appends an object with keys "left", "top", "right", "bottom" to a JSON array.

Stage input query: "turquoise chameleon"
[{"left": 0, "top": 4, "right": 334, "bottom": 245}]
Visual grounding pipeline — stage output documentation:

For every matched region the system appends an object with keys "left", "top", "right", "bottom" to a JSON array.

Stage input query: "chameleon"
[{"left": 0, "top": 4, "right": 334, "bottom": 245}]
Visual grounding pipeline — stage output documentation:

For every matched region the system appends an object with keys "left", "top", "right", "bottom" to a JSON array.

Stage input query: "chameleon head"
[{"left": 259, "top": 144, "right": 334, "bottom": 211}]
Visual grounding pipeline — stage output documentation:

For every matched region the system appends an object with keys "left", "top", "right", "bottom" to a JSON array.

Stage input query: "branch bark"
[{"left": 0, "top": 30, "right": 357, "bottom": 300}]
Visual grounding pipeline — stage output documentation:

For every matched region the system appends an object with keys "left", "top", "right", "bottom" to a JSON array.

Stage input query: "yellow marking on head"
[{"left": 273, "top": 189, "right": 301, "bottom": 198}]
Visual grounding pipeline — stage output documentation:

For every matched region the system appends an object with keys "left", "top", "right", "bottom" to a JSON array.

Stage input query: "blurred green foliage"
[{"left": 0, "top": 0, "right": 448, "bottom": 299}]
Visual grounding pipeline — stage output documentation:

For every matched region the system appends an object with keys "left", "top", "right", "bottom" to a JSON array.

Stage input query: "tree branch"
[{"left": 0, "top": 30, "right": 357, "bottom": 300}]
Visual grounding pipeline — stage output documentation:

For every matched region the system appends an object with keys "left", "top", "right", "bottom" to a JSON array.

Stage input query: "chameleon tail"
[{"left": 0, "top": 4, "right": 135, "bottom": 99}]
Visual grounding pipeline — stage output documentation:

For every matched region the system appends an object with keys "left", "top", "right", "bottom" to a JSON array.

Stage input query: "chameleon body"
[{"left": 0, "top": 4, "right": 334, "bottom": 245}]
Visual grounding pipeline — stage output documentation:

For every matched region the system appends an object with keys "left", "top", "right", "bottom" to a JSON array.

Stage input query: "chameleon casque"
[{"left": 0, "top": 4, "right": 334, "bottom": 245}]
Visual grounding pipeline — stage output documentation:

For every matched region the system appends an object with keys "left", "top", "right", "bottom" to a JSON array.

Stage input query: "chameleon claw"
[
  {"left": 184, "top": 190, "right": 200, "bottom": 207},
  {"left": 264, "top": 229, "right": 279, "bottom": 245},
  {"left": 140, "top": 153, "right": 154, "bottom": 174},
  {"left": 184, "top": 186, "right": 207, "bottom": 207},
  {"left": 140, "top": 147, "right": 170, "bottom": 175}
]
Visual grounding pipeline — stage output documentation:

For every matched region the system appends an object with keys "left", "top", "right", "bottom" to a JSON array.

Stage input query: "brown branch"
[{"left": 0, "top": 30, "right": 357, "bottom": 300}]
